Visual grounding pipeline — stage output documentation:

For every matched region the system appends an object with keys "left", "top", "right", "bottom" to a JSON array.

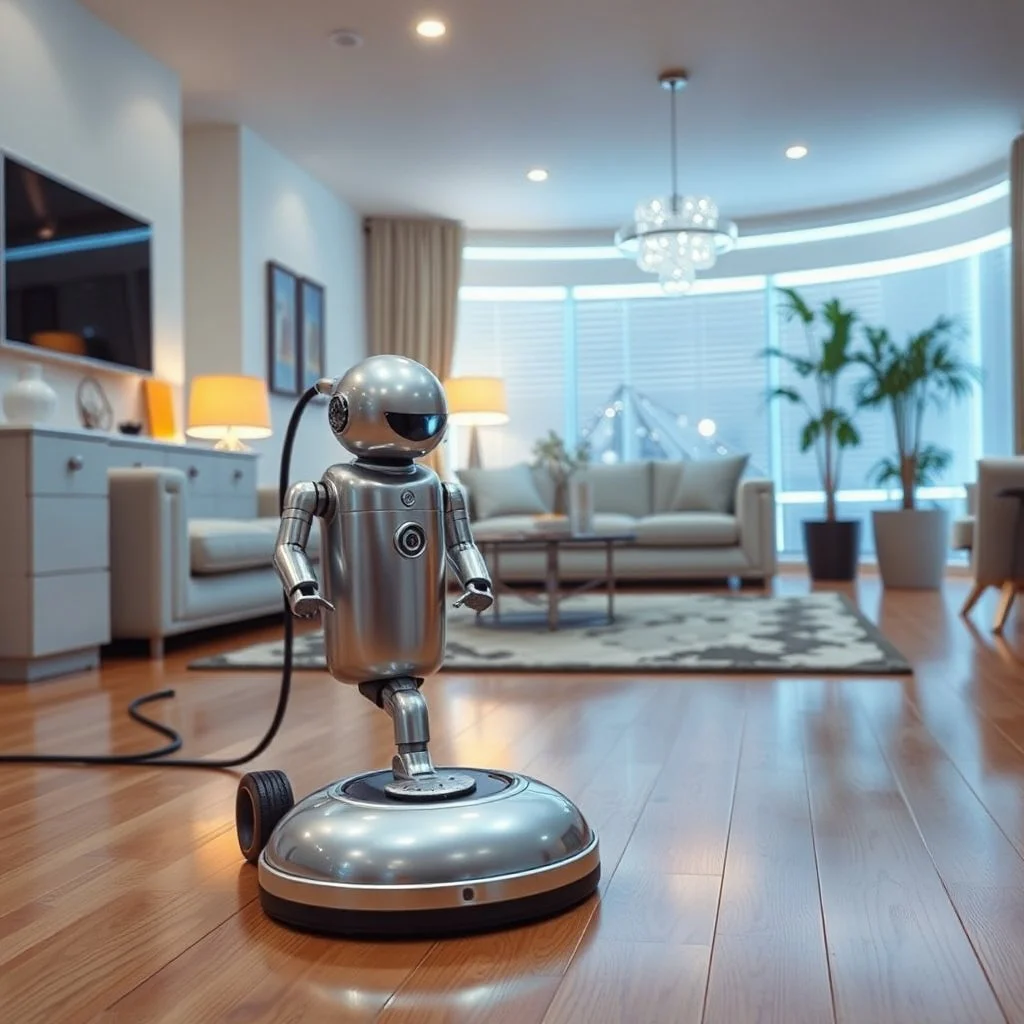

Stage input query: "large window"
[{"left": 451, "top": 238, "right": 1012, "bottom": 555}]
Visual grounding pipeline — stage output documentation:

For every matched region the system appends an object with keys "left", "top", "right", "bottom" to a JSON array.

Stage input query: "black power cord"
[{"left": 0, "top": 384, "right": 320, "bottom": 769}]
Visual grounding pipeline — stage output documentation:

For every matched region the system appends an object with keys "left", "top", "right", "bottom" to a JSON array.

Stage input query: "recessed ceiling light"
[
  {"left": 415, "top": 18, "right": 447, "bottom": 39},
  {"left": 785, "top": 144, "right": 809, "bottom": 160},
  {"left": 329, "top": 29, "right": 364, "bottom": 49},
  {"left": 526, "top": 168, "right": 549, "bottom": 182}
]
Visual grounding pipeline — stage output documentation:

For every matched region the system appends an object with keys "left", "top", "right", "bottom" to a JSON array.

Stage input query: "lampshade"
[
  {"left": 443, "top": 376, "right": 509, "bottom": 426},
  {"left": 186, "top": 375, "right": 272, "bottom": 445}
]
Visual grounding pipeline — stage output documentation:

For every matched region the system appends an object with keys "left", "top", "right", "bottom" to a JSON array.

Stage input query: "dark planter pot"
[{"left": 802, "top": 519, "right": 861, "bottom": 582}]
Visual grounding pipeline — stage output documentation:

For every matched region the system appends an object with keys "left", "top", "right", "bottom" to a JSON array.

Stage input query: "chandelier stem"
[{"left": 669, "top": 82, "right": 679, "bottom": 214}]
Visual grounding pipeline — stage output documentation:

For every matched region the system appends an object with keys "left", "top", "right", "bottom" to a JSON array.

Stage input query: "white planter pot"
[
  {"left": 2, "top": 362, "right": 57, "bottom": 426},
  {"left": 568, "top": 477, "right": 594, "bottom": 534},
  {"left": 872, "top": 508, "right": 950, "bottom": 589}
]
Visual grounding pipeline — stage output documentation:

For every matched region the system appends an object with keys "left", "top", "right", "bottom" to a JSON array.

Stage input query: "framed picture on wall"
[
  {"left": 267, "top": 261, "right": 299, "bottom": 395},
  {"left": 298, "top": 277, "right": 326, "bottom": 392}
]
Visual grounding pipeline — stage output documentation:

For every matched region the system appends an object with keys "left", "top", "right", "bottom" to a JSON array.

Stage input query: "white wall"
[
  {"left": 182, "top": 124, "right": 366, "bottom": 487},
  {"left": 0, "top": 0, "right": 183, "bottom": 428},
  {"left": 183, "top": 125, "right": 242, "bottom": 381}
]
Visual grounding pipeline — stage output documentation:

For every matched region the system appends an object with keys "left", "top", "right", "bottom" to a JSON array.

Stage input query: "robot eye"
[
  {"left": 328, "top": 395, "right": 349, "bottom": 434},
  {"left": 385, "top": 412, "right": 447, "bottom": 442}
]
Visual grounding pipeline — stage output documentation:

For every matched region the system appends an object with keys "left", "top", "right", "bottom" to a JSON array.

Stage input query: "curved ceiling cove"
[{"left": 82, "top": 0, "right": 1024, "bottom": 232}]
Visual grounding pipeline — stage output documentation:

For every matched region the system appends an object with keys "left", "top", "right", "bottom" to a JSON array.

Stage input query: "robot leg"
[{"left": 358, "top": 677, "right": 476, "bottom": 800}]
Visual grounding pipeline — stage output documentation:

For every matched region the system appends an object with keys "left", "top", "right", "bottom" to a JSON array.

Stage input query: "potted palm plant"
[
  {"left": 853, "top": 315, "right": 980, "bottom": 588},
  {"left": 765, "top": 287, "right": 863, "bottom": 581}
]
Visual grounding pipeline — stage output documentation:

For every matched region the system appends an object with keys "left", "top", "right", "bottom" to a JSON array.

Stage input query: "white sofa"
[
  {"left": 456, "top": 458, "right": 776, "bottom": 584},
  {"left": 108, "top": 468, "right": 315, "bottom": 657}
]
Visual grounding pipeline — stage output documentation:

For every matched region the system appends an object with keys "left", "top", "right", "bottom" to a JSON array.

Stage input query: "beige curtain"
[
  {"left": 365, "top": 216, "right": 465, "bottom": 476},
  {"left": 1013, "top": 135, "right": 1024, "bottom": 454}
]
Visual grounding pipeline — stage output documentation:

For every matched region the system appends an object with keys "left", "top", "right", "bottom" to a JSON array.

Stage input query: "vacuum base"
[
  {"left": 253, "top": 767, "right": 601, "bottom": 938},
  {"left": 259, "top": 863, "right": 601, "bottom": 939}
]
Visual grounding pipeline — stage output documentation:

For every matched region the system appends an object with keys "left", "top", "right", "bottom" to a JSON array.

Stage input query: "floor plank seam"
[
  {"left": 801, "top": 712, "right": 840, "bottom": 1024},
  {"left": 901, "top": 694, "right": 1024, "bottom": 867},
  {"left": 856, "top": 699, "right": 1014, "bottom": 1024},
  {"left": 697, "top": 701, "right": 747, "bottom": 1024},
  {"left": 95, "top": 895, "right": 262, "bottom": 1018}
]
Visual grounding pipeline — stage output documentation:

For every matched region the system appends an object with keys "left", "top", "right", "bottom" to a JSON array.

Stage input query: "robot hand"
[
  {"left": 289, "top": 584, "right": 335, "bottom": 618},
  {"left": 453, "top": 580, "right": 493, "bottom": 613}
]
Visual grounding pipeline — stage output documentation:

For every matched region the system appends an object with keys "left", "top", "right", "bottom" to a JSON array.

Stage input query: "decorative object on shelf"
[
  {"left": 615, "top": 70, "right": 738, "bottom": 294},
  {"left": 764, "top": 287, "right": 863, "bottom": 582},
  {"left": 854, "top": 315, "right": 981, "bottom": 589},
  {"left": 298, "top": 277, "right": 326, "bottom": 392},
  {"left": 76, "top": 375, "right": 114, "bottom": 430},
  {"left": 267, "top": 261, "right": 300, "bottom": 395},
  {"left": 142, "top": 378, "right": 177, "bottom": 440},
  {"left": 30, "top": 331, "right": 86, "bottom": 356},
  {"left": 531, "top": 430, "right": 591, "bottom": 516},
  {"left": 1, "top": 361, "right": 57, "bottom": 426},
  {"left": 186, "top": 374, "right": 272, "bottom": 452},
  {"left": 444, "top": 376, "right": 509, "bottom": 468},
  {"left": 118, "top": 420, "right": 143, "bottom": 435}
]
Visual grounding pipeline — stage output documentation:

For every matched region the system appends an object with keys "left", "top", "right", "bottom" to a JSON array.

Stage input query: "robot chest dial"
[{"left": 394, "top": 521, "right": 428, "bottom": 559}]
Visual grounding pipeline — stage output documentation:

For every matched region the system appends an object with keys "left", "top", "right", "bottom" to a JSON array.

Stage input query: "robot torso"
[{"left": 317, "top": 459, "right": 446, "bottom": 684}]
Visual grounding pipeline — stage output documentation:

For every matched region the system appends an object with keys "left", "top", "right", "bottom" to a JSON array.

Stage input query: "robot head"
[{"left": 323, "top": 354, "right": 448, "bottom": 460}]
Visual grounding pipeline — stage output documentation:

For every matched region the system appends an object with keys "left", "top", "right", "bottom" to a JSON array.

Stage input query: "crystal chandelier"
[{"left": 615, "top": 70, "right": 738, "bottom": 293}]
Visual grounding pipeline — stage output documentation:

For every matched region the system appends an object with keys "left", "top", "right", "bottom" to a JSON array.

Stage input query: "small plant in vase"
[
  {"left": 531, "top": 431, "right": 592, "bottom": 523},
  {"left": 853, "top": 315, "right": 980, "bottom": 588},
  {"left": 764, "top": 287, "right": 863, "bottom": 581}
]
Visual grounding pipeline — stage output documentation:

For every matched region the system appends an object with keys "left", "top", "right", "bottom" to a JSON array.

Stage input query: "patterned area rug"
[{"left": 189, "top": 592, "right": 911, "bottom": 675}]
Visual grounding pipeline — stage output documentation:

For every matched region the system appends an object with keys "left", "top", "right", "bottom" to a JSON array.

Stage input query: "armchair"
[{"left": 960, "top": 458, "right": 1024, "bottom": 632}]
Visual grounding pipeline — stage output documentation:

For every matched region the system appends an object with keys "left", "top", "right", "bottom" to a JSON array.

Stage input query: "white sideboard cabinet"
[{"left": 0, "top": 425, "right": 257, "bottom": 682}]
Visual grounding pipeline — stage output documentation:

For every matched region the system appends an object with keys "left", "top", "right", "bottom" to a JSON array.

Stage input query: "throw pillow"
[
  {"left": 671, "top": 454, "right": 749, "bottom": 514},
  {"left": 456, "top": 463, "right": 549, "bottom": 520}
]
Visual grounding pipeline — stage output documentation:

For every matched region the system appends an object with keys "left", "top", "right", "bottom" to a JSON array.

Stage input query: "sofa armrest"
[
  {"left": 736, "top": 478, "right": 777, "bottom": 577},
  {"left": 257, "top": 485, "right": 280, "bottom": 518},
  {"left": 108, "top": 468, "right": 190, "bottom": 641}
]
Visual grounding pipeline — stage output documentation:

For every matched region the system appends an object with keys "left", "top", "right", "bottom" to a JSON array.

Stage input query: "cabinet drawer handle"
[
  {"left": 67, "top": 456, "right": 84, "bottom": 472},
  {"left": 233, "top": 469, "right": 243, "bottom": 481},
  {"left": 188, "top": 466, "right": 199, "bottom": 479}
]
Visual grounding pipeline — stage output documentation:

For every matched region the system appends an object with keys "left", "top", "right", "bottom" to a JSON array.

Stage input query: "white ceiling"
[{"left": 80, "top": 0, "right": 1024, "bottom": 234}]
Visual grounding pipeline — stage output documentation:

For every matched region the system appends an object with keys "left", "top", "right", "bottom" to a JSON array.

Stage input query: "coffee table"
[{"left": 475, "top": 530, "right": 636, "bottom": 631}]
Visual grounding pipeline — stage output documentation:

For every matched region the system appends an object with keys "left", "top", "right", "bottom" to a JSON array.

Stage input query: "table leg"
[
  {"left": 606, "top": 541, "right": 616, "bottom": 622},
  {"left": 492, "top": 544, "right": 501, "bottom": 623},
  {"left": 546, "top": 542, "right": 559, "bottom": 631}
]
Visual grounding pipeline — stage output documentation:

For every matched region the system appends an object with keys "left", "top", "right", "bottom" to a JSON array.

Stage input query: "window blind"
[{"left": 452, "top": 297, "right": 567, "bottom": 467}]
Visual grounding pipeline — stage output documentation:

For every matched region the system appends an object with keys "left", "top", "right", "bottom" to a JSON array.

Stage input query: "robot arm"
[
  {"left": 442, "top": 482, "right": 494, "bottom": 613},
  {"left": 274, "top": 480, "right": 335, "bottom": 618}
]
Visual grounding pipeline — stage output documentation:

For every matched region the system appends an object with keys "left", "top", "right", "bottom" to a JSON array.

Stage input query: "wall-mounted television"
[{"left": 2, "top": 154, "right": 153, "bottom": 373}]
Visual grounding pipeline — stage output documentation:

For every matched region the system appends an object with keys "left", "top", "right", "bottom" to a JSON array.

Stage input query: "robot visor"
[{"left": 385, "top": 411, "right": 447, "bottom": 442}]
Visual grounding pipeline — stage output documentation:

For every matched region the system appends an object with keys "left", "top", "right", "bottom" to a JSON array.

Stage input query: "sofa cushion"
[
  {"left": 473, "top": 512, "right": 637, "bottom": 540},
  {"left": 671, "top": 454, "right": 749, "bottom": 514},
  {"left": 652, "top": 461, "right": 686, "bottom": 512},
  {"left": 952, "top": 515, "right": 974, "bottom": 551},
  {"left": 189, "top": 517, "right": 320, "bottom": 575},
  {"left": 457, "top": 463, "right": 549, "bottom": 520},
  {"left": 634, "top": 513, "right": 739, "bottom": 547},
  {"left": 576, "top": 462, "right": 652, "bottom": 517}
]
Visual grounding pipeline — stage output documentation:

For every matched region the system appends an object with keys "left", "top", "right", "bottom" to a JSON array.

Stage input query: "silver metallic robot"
[
  {"left": 273, "top": 354, "right": 493, "bottom": 799},
  {"left": 238, "top": 354, "right": 599, "bottom": 938}
]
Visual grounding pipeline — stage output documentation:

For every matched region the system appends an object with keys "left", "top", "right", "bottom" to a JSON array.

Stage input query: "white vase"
[
  {"left": 568, "top": 477, "right": 594, "bottom": 535},
  {"left": 2, "top": 362, "right": 58, "bottom": 426}
]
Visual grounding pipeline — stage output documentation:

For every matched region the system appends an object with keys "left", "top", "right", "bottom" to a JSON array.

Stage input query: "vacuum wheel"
[{"left": 236, "top": 770, "right": 294, "bottom": 864}]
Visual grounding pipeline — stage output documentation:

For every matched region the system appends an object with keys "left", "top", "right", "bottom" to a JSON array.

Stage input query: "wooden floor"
[{"left": 3, "top": 573, "right": 1024, "bottom": 1023}]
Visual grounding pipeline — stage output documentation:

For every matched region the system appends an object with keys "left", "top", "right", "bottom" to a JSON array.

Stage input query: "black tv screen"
[{"left": 2, "top": 155, "right": 152, "bottom": 372}]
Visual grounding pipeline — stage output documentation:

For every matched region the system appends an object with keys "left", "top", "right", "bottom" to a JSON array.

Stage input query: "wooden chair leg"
[
  {"left": 960, "top": 582, "right": 986, "bottom": 619},
  {"left": 993, "top": 581, "right": 1019, "bottom": 634}
]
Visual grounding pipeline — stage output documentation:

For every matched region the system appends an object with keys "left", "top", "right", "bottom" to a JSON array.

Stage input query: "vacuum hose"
[{"left": 0, "top": 384, "right": 319, "bottom": 768}]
